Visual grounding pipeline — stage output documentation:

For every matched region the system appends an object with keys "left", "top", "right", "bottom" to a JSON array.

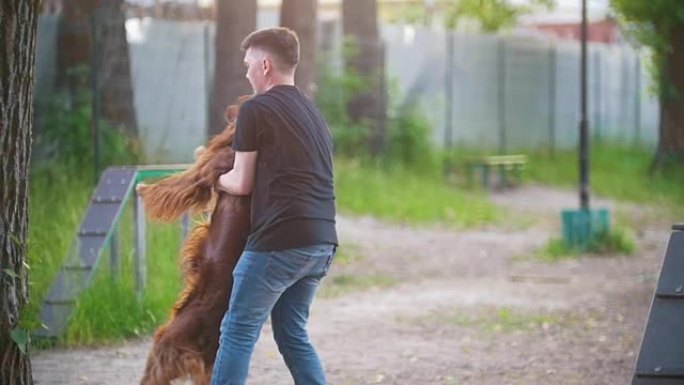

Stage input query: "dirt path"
[{"left": 32, "top": 185, "right": 671, "bottom": 385}]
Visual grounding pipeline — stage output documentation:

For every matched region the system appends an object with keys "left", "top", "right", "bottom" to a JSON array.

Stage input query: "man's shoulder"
[{"left": 238, "top": 97, "right": 259, "bottom": 112}]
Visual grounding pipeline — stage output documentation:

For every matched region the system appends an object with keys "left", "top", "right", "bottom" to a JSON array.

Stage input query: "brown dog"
[{"left": 138, "top": 100, "right": 250, "bottom": 385}]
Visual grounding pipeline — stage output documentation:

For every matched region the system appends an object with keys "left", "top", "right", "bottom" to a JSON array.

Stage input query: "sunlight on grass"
[
  {"left": 526, "top": 142, "right": 684, "bottom": 214},
  {"left": 334, "top": 158, "right": 499, "bottom": 228}
]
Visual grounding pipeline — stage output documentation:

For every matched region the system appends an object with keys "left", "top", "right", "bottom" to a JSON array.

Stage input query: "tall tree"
[
  {"left": 342, "top": 0, "right": 386, "bottom": 156},
  {"left": 0, "top": 1, "right": 39, "bottom": 384},
  {"left": 444, "top": 0, "right": 553, "bottom": 32},
  {"left": 280, "top": 0, "right": 318, "bottom": 97},
  {"left": 209, "top": 0, "right": 257, "bottom": 136},
  {"left": 612, "top": 0, "right": 684, "bottom": 165},
  {"left": 58, "top": 0, "right": 138, "bottom": 135}
]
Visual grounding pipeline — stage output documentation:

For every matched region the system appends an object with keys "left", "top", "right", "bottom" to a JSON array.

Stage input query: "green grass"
[
  {"left": 25, "top": 167, "right": 185, "bottom": 346},
  {"left": 334, "top": 158, "right": 499, "bottom": 228},
  {"left": 319, "top": 273, "right": 398, "bottom": 298},
  {"left": 538, "top": 227, "right": 636, "bottom": 262},
  {"left": 526, "top": 142, "right": 684, "bottom": 213},
  {"left": 23, "top": 166, "right": 92, "bottom": 333},
  {"left": 65, "top": 216, "right": 183, "bottom": 345},
  {"left": 333, "top": 244, "right": 364, "bottom": 266}
]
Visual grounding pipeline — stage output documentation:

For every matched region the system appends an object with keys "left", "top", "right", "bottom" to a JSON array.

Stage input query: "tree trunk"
[
  {"left": 342, "top": 0, "right": 386, "bottom": 156},
  {"left": 58, "top": 0, "right": 138, "bottom": 135},
  {"left": 0, "top": 1, "right": 39, "bottom": 384},
  {"left": 280, "top": 0, "right": 318, "bottom": 97},
  {"left": 660, "top": 25, "right": 684, "bottom": 159},
  {"left": 209, "top": 0, "right": 256, "bottom": 136}
]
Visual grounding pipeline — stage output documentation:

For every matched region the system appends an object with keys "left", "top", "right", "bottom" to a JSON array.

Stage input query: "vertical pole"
[
  {"left": 548, "top": 43, "right": 557, "bottom": 156},
  {"left": 620, "top": 50, "right": 629, "bottom": 133},
  {"left": 444, "top": 31, "right": 454, "bottom": 173},
  {"left": 579, "top": 0, "right": 590, "bottom": 211},
  {"left": 110, "top": 228, "right": 120, "bottom": 281},
  {"left": 634, "top": 54, "right": 642, "bottom": 144},
  {"left": 180, "top": 212, "right": 190, "bottom": 243},
  {"left": 91, "top": 10, "right": 101, "bottom": 184},
  {"left": 204, "top": 22, "right": 211, "bottom": 139},
  {"left": 134, "top": 189, "right": 147, "bottom": 297},
  {"left": 498, "top": 38, "right": 506, "bottom": 155},
  {"left": 377, "top": 40, "right": 387, "bottom": 155},
  {"left": 593, "top": 50, "right": 602, "bottom": 140}
]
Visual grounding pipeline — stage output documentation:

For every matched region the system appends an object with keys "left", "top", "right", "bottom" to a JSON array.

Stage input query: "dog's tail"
[{"left": 140, "top": 343, "right": 211, "bottom": 385}]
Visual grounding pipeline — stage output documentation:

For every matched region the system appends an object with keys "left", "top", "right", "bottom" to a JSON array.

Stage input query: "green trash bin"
[{"left": 561, "top": 208, "right": 610, "bottom": 250}]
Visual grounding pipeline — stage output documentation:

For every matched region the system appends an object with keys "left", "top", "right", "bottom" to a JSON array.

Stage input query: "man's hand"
[{"left": 216, "top": 151, "right": 257, "bottom": 195}]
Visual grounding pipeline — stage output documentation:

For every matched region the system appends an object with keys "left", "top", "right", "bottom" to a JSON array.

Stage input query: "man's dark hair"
[{"left": 241, "top": 28, "right": 299, "bottom": 72}]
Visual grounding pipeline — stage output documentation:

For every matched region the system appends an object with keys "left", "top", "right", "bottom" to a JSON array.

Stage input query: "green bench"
[{"left": 465, "top": 154, "right": 527, "bottom": 189}]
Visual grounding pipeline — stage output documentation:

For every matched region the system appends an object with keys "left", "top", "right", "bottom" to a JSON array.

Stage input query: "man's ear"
[{"left": 262, "top": 57, "right": 272, "bottom": 75}]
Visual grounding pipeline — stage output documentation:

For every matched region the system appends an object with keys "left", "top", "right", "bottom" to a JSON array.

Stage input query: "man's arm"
[{"left": 217, "top": 150, "right": 257, "bottom": 195}]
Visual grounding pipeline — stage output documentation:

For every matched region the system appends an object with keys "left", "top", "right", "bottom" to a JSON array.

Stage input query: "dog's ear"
[
  {"left": 225, "top": 105, "right": 240, "bottom": 123},
  {"left": 225, "top": 95, "right": 252, "bottom": 122}
]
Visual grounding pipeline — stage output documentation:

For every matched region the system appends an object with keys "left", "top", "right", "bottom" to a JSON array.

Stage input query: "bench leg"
[
  {"left": 481, "top": 166, "right": 489, "bottom": 189},
  {"left": 499, "top": 165, "right": 508, "bottom": 190}
]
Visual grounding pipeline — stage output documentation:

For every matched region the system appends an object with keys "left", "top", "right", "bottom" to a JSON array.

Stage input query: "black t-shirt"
[{"left": 232, "top": 85, "right": 338, "bottom": 251}]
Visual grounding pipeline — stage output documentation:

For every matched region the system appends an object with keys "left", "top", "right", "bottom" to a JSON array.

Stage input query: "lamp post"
[
  {"left": 561, "top": 0, "right": 610, "bottom": 250},
  {"left": 579, "top": 0, "right": 589, "bottom": 211}
]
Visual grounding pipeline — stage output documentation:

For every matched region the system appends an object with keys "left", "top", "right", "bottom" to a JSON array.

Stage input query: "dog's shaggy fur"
[{"left": 138, "top": 100, "right": 250, "bottom": 385}]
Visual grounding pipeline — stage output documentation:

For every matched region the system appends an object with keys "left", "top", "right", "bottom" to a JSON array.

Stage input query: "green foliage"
[
  {"left": 33, "top": 87, "right": 142, "bottom": 174},
  {"left": 611, "top": 0, "right": 684, "bottom": 98},
  {"left": 445, "top": 0, "right": 554, "bottom": 32},
  {"left": 588, "top": 227, "right": 636, "bottom": 255},
  {"left": 380, "top": 2, "right": 432, "bottom": 25},
  {"left": 317, "top": 56, "right": 438, "bottom": 169},
  {"left": 10, "top": 328, "right": 29, "bottom": 355},
  {"left": 316, "top": 52, "right": 373, "bottom": 158},
  {"left": 539, "top": 226, "right": 635, "bottom": 261},
  {"left": 383, "top": 80, "right": 440, "bottom": 170}
]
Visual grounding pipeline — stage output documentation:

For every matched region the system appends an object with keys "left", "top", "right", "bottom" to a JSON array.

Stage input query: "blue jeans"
[{"left": 210, "top": 244, "right": 335, "bottom": 385}]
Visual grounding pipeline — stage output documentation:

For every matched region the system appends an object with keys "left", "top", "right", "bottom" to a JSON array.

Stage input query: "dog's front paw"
[{"left": 136, "top": 183, "right": 148, "bottom": 194}]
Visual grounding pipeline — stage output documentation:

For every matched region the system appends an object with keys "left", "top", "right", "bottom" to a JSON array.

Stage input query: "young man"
[{"left": 211, "top": 28, "right": 338, "bottom": 385}]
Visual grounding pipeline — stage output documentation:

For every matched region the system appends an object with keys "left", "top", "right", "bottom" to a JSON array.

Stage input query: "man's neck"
[{"left": 263, "top": 75, "right": 295, "bottom": 92}]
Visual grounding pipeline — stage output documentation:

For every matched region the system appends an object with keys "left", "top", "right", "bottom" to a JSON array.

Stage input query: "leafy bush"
[
  {"left": 33, "top": 87, "right": 142, "bottom": 175},
  {"left": 317, "top": 56, "right": 437, "bottom": 169}
]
